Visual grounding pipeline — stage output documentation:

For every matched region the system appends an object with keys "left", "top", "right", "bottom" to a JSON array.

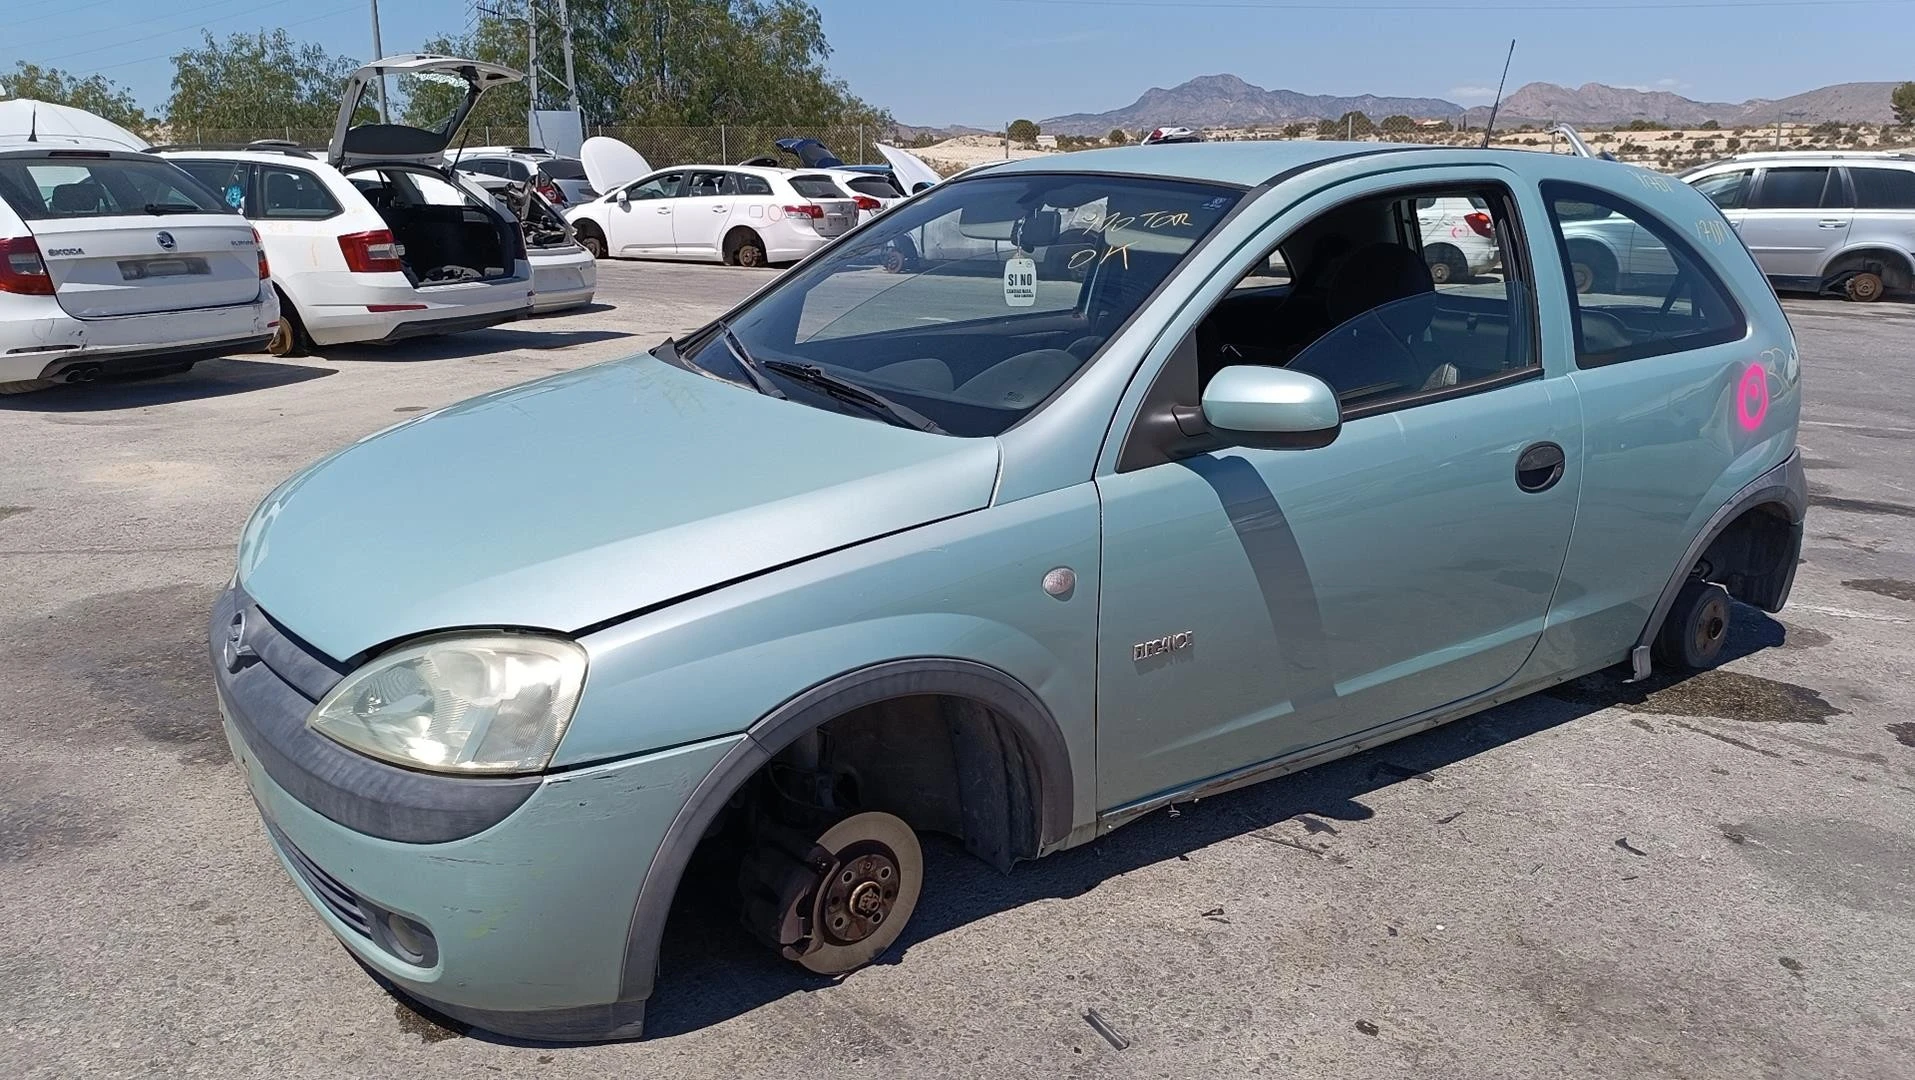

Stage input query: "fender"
[
  {"left": 1629, "top": 449, "right": 1805, "bottom": 680},
  {"left": 616, "top": 657, "right": 1075, "bottom": 1005}
]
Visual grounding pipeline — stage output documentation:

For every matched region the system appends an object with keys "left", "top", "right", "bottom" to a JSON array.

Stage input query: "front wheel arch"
[{"left": 617, "top": 658, "right": 1074, "bottom": 1004}]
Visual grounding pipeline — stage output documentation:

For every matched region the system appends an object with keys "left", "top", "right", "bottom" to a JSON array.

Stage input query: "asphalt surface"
[{"left": 3, "top": 263, "right": 1913, "bottom": 1079}]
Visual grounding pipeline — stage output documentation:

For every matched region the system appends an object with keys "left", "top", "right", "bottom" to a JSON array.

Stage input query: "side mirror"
[
  {"left": 1200, "top": 366, "right": 1341, "bottom": 450},
  {"left": 616, "top": 189, "right": 630, "bottom": 208}
]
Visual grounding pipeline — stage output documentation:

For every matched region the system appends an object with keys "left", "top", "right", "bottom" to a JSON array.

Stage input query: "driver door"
[
  {"left": 1093, "top": 170, "right": 1583, "bottom": 812},
  {"left": 607, "top": 171, "right": 682, "bottom": 256}
]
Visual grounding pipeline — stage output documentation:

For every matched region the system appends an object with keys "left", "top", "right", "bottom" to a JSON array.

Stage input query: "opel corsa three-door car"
[{"left": 212, "top": 142, "right": 1805, "bottom": 1041}]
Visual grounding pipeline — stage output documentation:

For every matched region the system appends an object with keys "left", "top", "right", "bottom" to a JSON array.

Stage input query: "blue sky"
[{"left": 6, "top": 0, "right": 1913, "bottom": 125}]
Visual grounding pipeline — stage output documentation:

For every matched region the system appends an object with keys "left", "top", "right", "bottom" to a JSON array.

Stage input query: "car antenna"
[
  {"left": 26, "top": 104, "right": 37, "bottom": 143},
  {"left": 1480, "top": 39, "right": 1516, "bottom": 149}
]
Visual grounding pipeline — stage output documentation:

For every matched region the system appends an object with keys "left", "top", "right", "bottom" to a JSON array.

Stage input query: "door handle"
[
  {"left": 1515, "top": 441, "right": 1566, "bottom": 493},
  {"left": 1818, "top": 219, "right": 1848, "bottom": 229},
  {"left": 712, "top": 206, "right": 729, "bottom": 212}
]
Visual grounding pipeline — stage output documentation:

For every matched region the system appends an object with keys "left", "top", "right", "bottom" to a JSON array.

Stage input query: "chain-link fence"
[{"left": 160, "top": 123, "right": 891, "bottom": 167}]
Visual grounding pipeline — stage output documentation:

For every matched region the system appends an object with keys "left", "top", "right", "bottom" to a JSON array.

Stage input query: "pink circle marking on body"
[{"left": 1737, "top": 363, "right": 1769, "bottom": 431}]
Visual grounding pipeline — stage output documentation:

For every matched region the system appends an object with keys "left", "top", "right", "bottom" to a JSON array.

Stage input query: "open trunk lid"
[
  {"left": 0, "top": 149, "right": 261, "bottom": 317},
  {"left": 330, "top": 55, "right": 522, "bottom": 170}
]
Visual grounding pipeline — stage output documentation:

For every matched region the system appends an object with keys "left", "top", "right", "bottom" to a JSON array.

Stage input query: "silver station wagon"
[{"left": 211, "top": 141, "right": 1805, "bottom": 1041}]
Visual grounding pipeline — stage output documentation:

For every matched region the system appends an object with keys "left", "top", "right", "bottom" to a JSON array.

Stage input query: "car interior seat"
[
  {"left": 49, "top": 182, "right": 105, "bottom": 214},
  {"left": 1285, "top": 242, "right": 1438, "bottom": 401}
]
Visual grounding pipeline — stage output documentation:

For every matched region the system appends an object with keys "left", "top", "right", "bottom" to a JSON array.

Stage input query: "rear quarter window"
[
  {"left": 1543, "top": 180, "right": 1747, "bottom": 368},
  {"left": 1849, "top": 167, "right": 1915, "bottom": 209}
]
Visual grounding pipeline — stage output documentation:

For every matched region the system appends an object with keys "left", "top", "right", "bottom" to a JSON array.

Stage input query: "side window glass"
[
  {"left": 1752, "top": 167, "right": 1831, "bottom": 209},
  {"left": 738, "top": 174, "right": 773, "bottom": 196},
  {"left": 718, "top": 173, "right": 741, "bottom": 196},
  {"left": 628, "top": 174, "right": 677, "bottom": 200},
  {"left": 1543, "top": 182, "right": 1746, "bottom": 368},
  {"left": 508, "top": 162, "right": 532, "bottom": 181},
  {"left": 687, "top": 171, "right": 725, "bottom": 197},
  {"left": 1691, "top": 170, "right": 1750, "bottom": 211},
  {"left": 176, "top": 160, "right": 252, "bottom": 213},
  {"left": 1198, "top": 184, "right": 1536, "bottom": 415},
  {"left": 1850, "top": 167, "right": 1915, "bottom": 209},
  {"left": 258, "top": 166, "right": 342, "bottom": 219}
]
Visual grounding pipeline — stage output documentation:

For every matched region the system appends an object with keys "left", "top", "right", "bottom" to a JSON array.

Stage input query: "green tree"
[
  {"left": 428, "top": 0, "right": 889, "bottom": 130},
  {"left": 166, "top": 30, "right": 365, "bottom": 135},
  {"left": 1892, "top": 82, "right": 1915, "bottom": 127},
  {"left": 1007, "top": 118, "right": 1039, "bottom": 143},
  {"left": 0, "top": 62, "right": 151, "bottom": 133},
  {"left": 1107, "top": 127, "right": 1128, "bottom": 145},
  {"left": 1281, "top": 121, "right": 1310, "bottom": 139},
  {"left": 1379, "top": 113, "right": 1415, "bottom": 134},
  {"left": 1699, "top": 119, "right": 1720, "bottom": 130},
  {"left": 1319, "top": 110, "right": 1373, "bottom": 137}
]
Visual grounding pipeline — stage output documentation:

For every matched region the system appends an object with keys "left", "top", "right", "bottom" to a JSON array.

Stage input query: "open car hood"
[
  {"left": 329, "top": 54, "right": 521, "bottom": 169},
  {"left": 876, "top": 144, "right": 943, "bottom": 194},
  {"left": 579, "top": 136, "right": 652, "bottom": 196}
]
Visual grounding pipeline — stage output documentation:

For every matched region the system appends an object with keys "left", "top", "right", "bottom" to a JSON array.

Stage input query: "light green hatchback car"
[{"left": 211, "top": 141, "right": 1805, "bottom": 1041}]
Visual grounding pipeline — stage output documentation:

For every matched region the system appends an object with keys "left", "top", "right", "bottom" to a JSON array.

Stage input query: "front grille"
[{"left": 264, "top": 819, "right": 373, "bottom": 939}]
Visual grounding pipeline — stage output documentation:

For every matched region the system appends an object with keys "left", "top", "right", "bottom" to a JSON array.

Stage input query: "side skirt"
[{"left": 1095, "top": 654, "right": 1618, "bottom": 835}]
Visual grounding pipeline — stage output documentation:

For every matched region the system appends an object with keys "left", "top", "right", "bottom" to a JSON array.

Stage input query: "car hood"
[
  {"left": 237, "top": 355, "right": 1001, "bottom": 663},
  {"left": 876, "top": 143, "right": 943, "bottom": 194},
  {"left": 579, "top": 136, "right": 652, "bottom": 196}
]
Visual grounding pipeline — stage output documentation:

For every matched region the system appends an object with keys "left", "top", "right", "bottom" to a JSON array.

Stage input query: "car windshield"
[
  {"left": 678, "top": 172, "right": 1242, "bottom": 436},
  {"left": 0, "top": 156, "right": 229, "bottom": 220}
]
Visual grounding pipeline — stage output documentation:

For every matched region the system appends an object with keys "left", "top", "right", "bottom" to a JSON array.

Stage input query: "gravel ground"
[{"left": 2, "top": 261, "right": 1912, "bottom": 1079}]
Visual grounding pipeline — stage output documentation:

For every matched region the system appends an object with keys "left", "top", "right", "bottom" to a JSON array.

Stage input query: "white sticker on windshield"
[{"left": 1004, "top": 256, "right": 1037, "bottom": 307}]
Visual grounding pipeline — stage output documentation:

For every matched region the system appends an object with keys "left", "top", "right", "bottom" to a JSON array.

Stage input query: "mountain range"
[{"left": 1035, "top": 74, "right": 1903, "bottom": 133}]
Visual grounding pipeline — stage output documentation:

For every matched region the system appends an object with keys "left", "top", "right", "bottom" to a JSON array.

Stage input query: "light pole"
[{"left": 370, "top": 0, "right": 389, "bottom": 123}]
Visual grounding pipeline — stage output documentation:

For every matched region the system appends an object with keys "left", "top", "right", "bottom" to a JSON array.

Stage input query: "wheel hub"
[{"left": 820, "top": 846, "right": 899, "bottom": 945}]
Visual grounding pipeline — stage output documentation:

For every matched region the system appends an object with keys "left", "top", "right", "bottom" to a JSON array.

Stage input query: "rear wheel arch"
[
  {"left": 1633, "top": 453, "right": 1805, "bottom": 679},
  {"left": 723, "top": 226, "right": 767, "bottom": 268},
  {"left": 1820, "top": 246, "right": 1913, "bottom": 294},
  {"left": 617, "top": 657, "right": 1074, "bottom": 1003}
]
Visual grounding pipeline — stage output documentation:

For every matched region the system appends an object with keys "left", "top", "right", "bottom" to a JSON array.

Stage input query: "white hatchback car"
[
  {"left": 1416, "top": 196, "right": 1500, "bottom": 284},
  {"left": 566, "top": 165, "right": 858, "bottom": 267},
  {"left": 161, "top": 55, "right": 534, "bottom": 356},
  {"left": 0, "top": 101, "right": 276, "bottom": 394}
]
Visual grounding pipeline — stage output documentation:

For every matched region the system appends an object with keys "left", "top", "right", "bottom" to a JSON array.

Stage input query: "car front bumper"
[{"left": 211, "top": 586, "right": 739, "bottom": 1041}]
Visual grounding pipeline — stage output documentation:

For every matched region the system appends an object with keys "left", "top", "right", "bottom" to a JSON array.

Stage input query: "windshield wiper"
[
  {"left": 762, "top": 359, "right": 945, "bottom": 434},
  {"left": 143, "top": 202, "right": 205, "bottom": 215},
  {"left": 720, "top": 326, "right": 786, "bottom": 399}
]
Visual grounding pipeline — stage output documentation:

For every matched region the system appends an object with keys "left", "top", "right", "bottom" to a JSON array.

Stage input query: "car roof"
[
  {"left": 967, "top": 140, "right": 1593, "bottom": 188},
  {"left": 653, "top": 164, "right": 790, "bottom": 178},
  {"left": 158, "top": 149, "right": 334, "bottom": 169}
]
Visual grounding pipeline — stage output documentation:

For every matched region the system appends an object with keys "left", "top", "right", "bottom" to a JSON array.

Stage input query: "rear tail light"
[
  {"left": 338, "top": 229, "right": 404, "bottom": 273},
  {"left": 1464, "top": 211, "right": 1494, "bottom": 237},
  {"left": 252, "top": 228, "right": 270, "bottom": 279},
  {"left": 783, "top": 204, "right": 825, "bottom": 219},
  {"left": 852, "top": 195, "right": 881, "bottom": 212},
  {"left": 0, "top": 237, "right": 54, "bottom": 295}
]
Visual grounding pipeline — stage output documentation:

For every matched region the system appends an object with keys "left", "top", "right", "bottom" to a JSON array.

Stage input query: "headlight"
[{"left": 309, "top": 633, "right": 587, "bottom": 775}]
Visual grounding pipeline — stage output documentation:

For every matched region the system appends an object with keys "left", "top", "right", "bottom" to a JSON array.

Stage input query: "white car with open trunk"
[
  {"left": 0, "top": 100, "right": 277, "bottom": 393},
  {"left": 159, "top": 55, "right": 535, "bottom": 355}
]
